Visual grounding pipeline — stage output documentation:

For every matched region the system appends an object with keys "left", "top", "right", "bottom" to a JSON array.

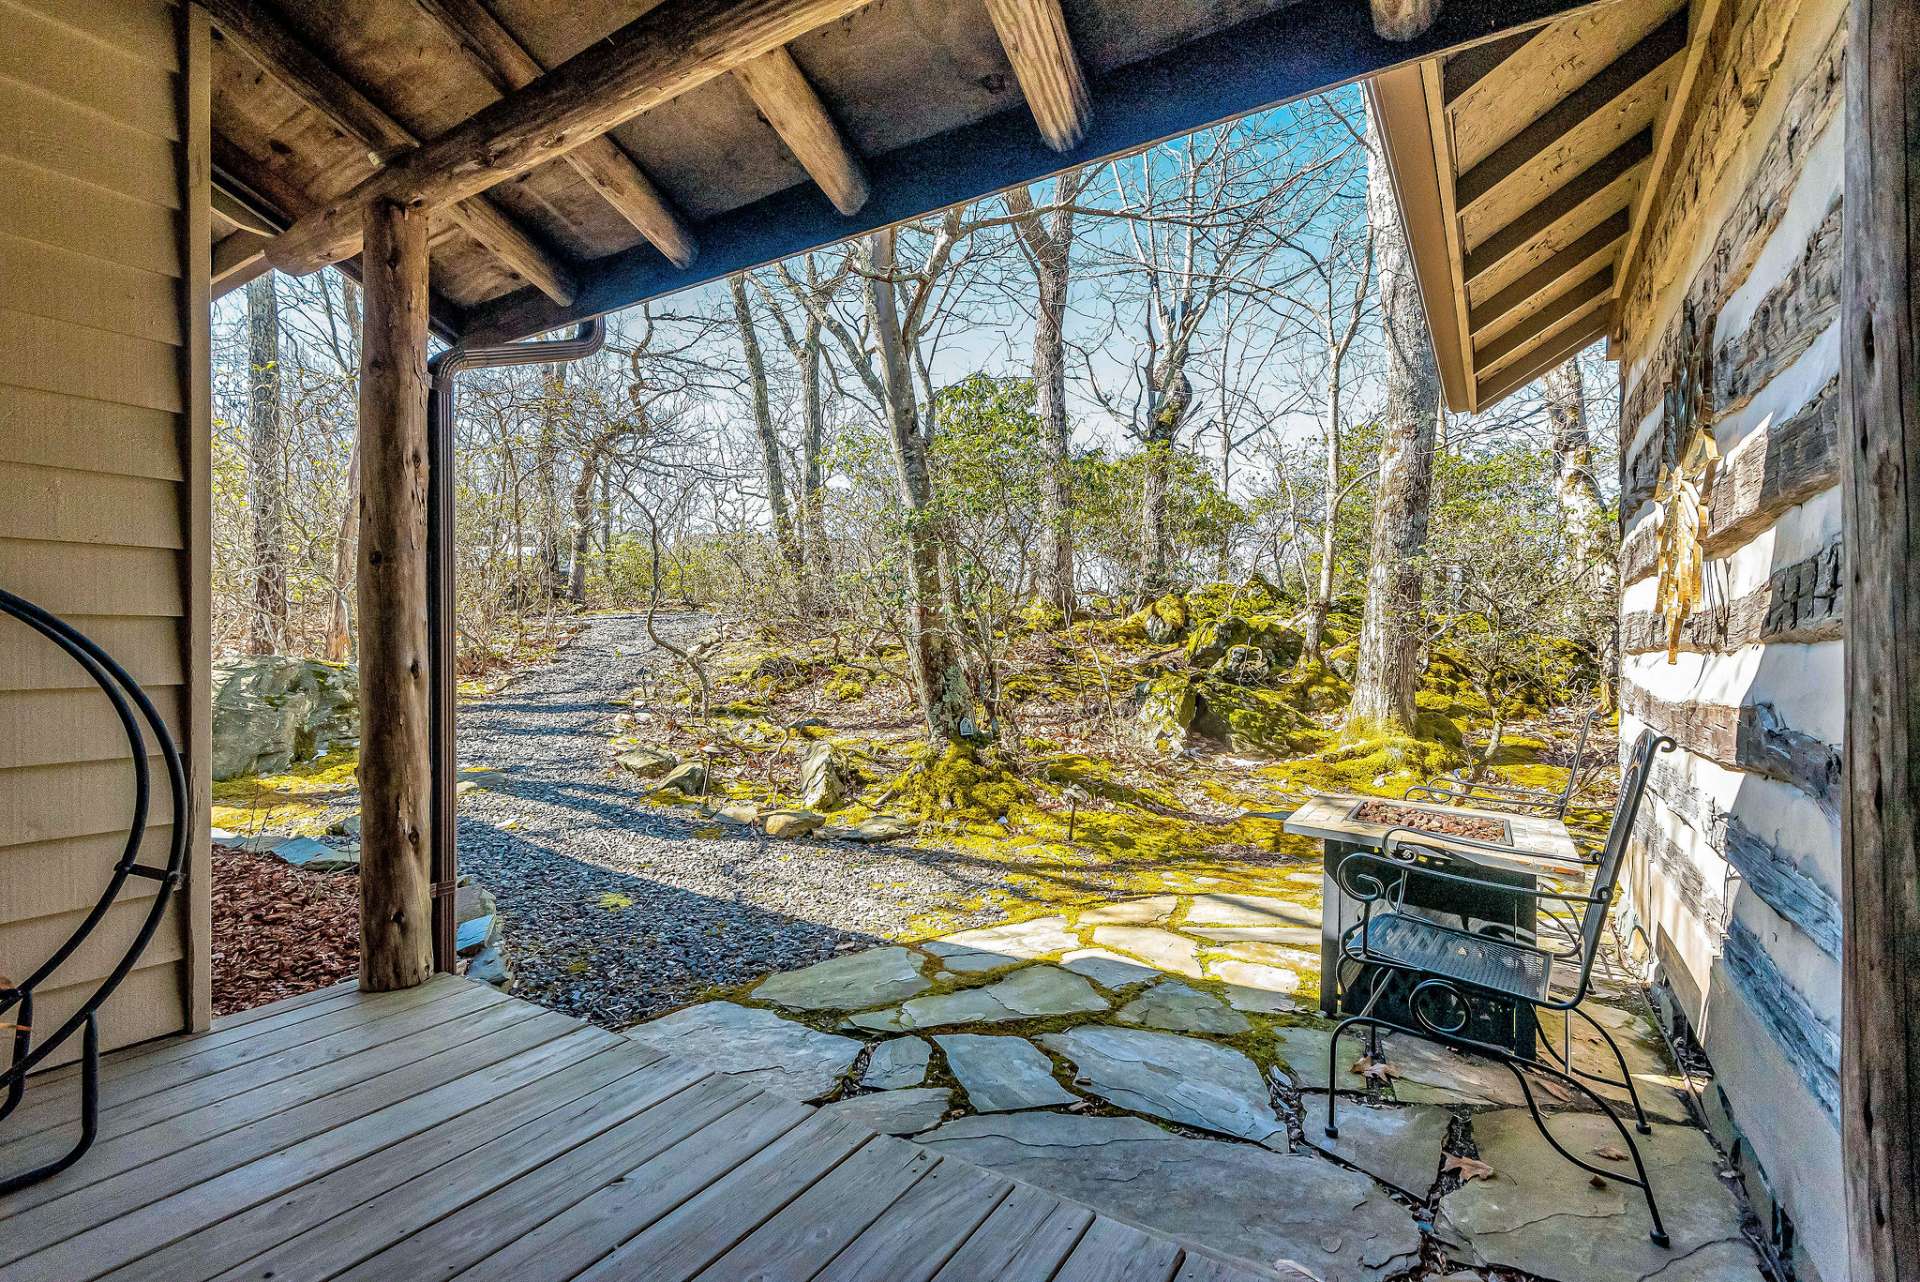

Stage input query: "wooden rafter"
[
  {"left": 1442, "top": 26, "right": 1539, "bottom": 104},
  {"left": 733, "top": 46, "right": 870, "bottom": 216},
  {"left": 265, "top": 0, "right": 875, "bottom": 278},
  {"left": 983, "top": 0, "right": 1092, "bottom": 152},
  {"left": 1463, "top": 130, "right": 1651, "bottom": 282},
  {"left": 408, "top": 0, "right": 697, "bottom": 268},
  {"left": 1474, "top": 263, "right": 1613, "bottom": 372},
  {"left": 1468, "top": 207, "right": 1628, "bottom": 335},
  {"left": 1453, "top": 8, "right": 1687, "bottom": 211},
  {"left": 1473, "top": 311, "right": 1604, "bottom": 406},
  {"left": 201, "top": 0, "right": 578, "bottom": 304}
]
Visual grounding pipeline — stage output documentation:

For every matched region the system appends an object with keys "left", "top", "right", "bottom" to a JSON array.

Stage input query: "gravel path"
[{"left": 455, "top": 612, "right": 1006, "bottom": 1027}]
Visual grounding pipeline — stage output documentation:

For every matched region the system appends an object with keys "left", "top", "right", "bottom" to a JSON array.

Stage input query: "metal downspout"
[{"left": 425, "top": 318, "right": 607, "bottom": 973}]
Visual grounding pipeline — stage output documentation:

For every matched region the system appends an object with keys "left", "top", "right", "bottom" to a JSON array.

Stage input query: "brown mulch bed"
[
  {"left": 1352, "top": 799, "right": 1508, "bottom": 842},
  {"left": 211, "top": 845, "right": 359, "bottom": 1017}
]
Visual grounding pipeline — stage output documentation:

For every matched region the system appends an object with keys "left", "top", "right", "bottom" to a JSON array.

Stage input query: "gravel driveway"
[{"left": 455, "top": 612, "right": 1006, "bottom": 1026}]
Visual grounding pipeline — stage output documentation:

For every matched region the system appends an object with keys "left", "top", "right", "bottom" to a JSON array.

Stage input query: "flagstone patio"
[{"left": 622, "top": 888, "right": 1764, "bottom": 1282}]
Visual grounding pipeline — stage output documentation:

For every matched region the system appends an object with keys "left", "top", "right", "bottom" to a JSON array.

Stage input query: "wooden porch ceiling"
[
  {"left": 201, "top": 0, "right": 1615, "bottom": 344},
  {"left": 1372, "top": 0, "right": 1701, "bottom": 411}
]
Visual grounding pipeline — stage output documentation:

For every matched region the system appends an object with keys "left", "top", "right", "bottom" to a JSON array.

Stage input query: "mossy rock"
[
  {"left": 1189, "top": 681, "right": 1316, "bottom": 756},
  {"left": 1123, "top": 593, "right": 1189, "bottom": 644},
  {"left": 887, "top": 745, "right": 1032, "bottom": 822},
  {"left": 1133, "top": 674, "right": 1198, "bottom": 752},
  {"left": 1182, "top": 575, "right": 1286, "bottom": 622},
  {"left": 1185, "top": 616, "right": 1251, "bottom": 668},
  {"left": 1274, "top": 659, "right": 1351, "bottom": 716}
]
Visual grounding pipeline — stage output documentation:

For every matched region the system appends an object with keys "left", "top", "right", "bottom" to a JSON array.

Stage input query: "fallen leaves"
[
  {"left": 1351, "top": 1055, "right": 1400, "bottom": 1083},
  {"left": 1443, "top": 1153, "right": 1495, "bottom": 1182},
  {"left": 1592, "top": 1143, "right": 1630, "bottom": 1162}
]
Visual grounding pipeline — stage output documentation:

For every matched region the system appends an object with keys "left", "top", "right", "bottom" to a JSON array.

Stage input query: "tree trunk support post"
[
  {"left": 356, "top": 199, "right": 436, "bottom": 993},
  {"left": 1841, "top": 0, "right": 1920, "bottom": 1276}
]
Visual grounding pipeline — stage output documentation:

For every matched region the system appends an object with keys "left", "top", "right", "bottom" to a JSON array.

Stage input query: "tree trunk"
[
  {"left": 1840, "top": 3, "right": 1920, "bottom": 1272},
  {"left": 568, "top": 451, "right": 599, "bottom": 604},
  {"left": 729, "top": 273, "right": 801, "bottom": 566},
  {"left": 1543, "top": 356, "right": 1618, "bottom": 709},
  {"left": 325, "top": 278, "right": 363, "bottom": 662},
  {"left": 798, "top": 315, "right": 827, "bottom": 572},
  {"left": 1137, "top": 365, "right": 1192, "bottom": 600},
  {"left": 533, "top": 366, "right": 567, "bottom": 600},
  {"left": 245, "top": 272, "right": 287, "bottom": 655},
  {"left": 866, "top": 228, "right": 971, "bottom": 747},
  {"left": 1346, "top": 106, "right": 1441, "bottom": 735},
  {"left": 356, "top": 200, "right": 434, "bottom": 993},
  {"left": 1010, "top": 177, "right": 1080, "bottom": 619}
]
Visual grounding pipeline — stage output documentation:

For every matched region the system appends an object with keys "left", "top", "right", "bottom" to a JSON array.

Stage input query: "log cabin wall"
[
  {"left": 1611, "top": 0, "right": 1847, "bottom": 1272},
  {"left": 0, "top": 0, "right": 213, "bottom": 1060}
]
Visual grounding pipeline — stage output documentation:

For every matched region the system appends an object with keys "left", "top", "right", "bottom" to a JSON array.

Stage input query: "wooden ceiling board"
[
  {"left": 1474, "top": 310, "right": 1606, "bottom": 404},
  {"left": 1467, "top": 182, "right": 1637, "bottom": 307},
  {"left": 1469, "top": 225, "right": 1622, "bottom": 342},
  {"left": 1448, "top": 0, "right": 1682, "bottom": 171},
  {"left": 1456, "top": 60, "right": 1674, "bottom": 248},
  {"left": 1473, "top": 261, "right": 1612, "bottom": 373},
  {"left": 1461, "top": 127, "right": 1649, "bottom": 258}
]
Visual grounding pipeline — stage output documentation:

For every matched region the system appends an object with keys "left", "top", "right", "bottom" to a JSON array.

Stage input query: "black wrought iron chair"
[
  {"left": 1, "top": 588, "right": 188, "bottom": 1196},
  {"left": 1325, "top": 728, "right": 1677, "bottom": 1246},
  {"left": 1404, "top": 705, "right": 1601, "bottom": 823}
]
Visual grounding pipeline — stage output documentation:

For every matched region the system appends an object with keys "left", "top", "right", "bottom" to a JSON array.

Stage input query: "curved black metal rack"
[{"left": 0, "top": 587, "right": 188, "bottom": 1196}]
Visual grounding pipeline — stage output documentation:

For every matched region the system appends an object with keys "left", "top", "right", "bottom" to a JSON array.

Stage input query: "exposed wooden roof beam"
[
  {"left": 212, "top": 231, "right": 274, "bottom": 295},
  {"left": 409, "top": 0, "right": 697, "bottom": 268},
  {"left": 265, "top": 0, "right": 874, "bottom": 278},
  {"left": 1371, "top": 0, "right": 1442, "bottom": 41},
  {"left": 1463, "top": 129, "right": 1650, "bottom": 283},
  {"left": 1469, "top": 207, "right": 1628, "bottom": 335},
  {"left": 1475, "top": 262, "right": 1613, "bottom": 372},
  {"left": 733, "top": 47, "right": 870, "bottom": 215},
  {"left": 1473, "top": 312, "right": 1605, "bottom": 405},
  {"left": 1453, "top": 8, "right": 1686, "bottom": 211},
  {"left": 202, "top": 0, "right": 578, "bottom": 305},
  {"left": 983, "top": 0, "right": 1091, "bottom": 151},
  {"left": 1442, "top": 26, "right": 1539, "bottom": 104}
]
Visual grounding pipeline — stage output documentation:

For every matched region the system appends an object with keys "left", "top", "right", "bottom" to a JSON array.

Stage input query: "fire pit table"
[{"left": 1284, "top": 794, "right": 1584, "bottom": 1057}]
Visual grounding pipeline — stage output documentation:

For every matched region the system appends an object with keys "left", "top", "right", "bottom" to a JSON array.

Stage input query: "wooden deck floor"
[{"left": 0, "top": 975, "right": 1272, "bottom": 1282}]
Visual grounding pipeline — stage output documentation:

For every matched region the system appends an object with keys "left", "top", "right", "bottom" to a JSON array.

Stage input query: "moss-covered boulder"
[
  {"left": 800, "top": 740, "right": 852, "bottom": 811},
  {"left": 1189, "top": 681, "right": 1316, "bottom": 756},
  {"left": 1218, "top": 644, "right": 1270, "bottom": 685},
  {"left": 1125, "top": 593, "right": 1189, "bottom": 644},
  {"left": 1185, "top": 616, "right": 1251, "bottom": 667},
  {"left": 211, "top": 656, "right": 359, "bottom": 781},
  {"left": 1134, "top": 674, "right": 1198, "bottom": 752}
]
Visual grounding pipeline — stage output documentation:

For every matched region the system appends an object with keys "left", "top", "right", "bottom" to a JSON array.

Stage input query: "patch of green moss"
[{"left": 211, "top": 748, "right": 360, "bottom": 836}]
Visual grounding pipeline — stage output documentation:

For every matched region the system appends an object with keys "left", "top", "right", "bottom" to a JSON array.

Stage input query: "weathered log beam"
[
  {"left": 1621, "top": 685, "right": 1842, "bottom": 820},
  {"left": 1620, "top": 537, "right": 1844, "bottom": 655},
  {"left": 1474, "top": 263, "right": 1613, "bottom": 373},
  {"left": 1463, "top": 130, "right": 1651, "bottom": 286},
  {"left": 202, "top": 0, "right": 577, "bottom": 304},
  {"left": 1455, "top": 10, "right": 1686, "bottom": 211},
  {"left": 1442, "top": 24, "right": 1534, "bottom": 101},
  {"left": 1724, "top": 916, "right": 1840, "bottom": 1120},
  {"left": 212, "top": 230, "right": 273, "bottom": 296},
  {"left": 1468, "top": 208, "right": 1629, "bottom": 337},
  {"left": 265, "top": 0, "right": 874, "bottom": 277},
  {"left": 733, "top": 46, "right": 870, "bottom": 216},
  {"left": 1841, "top": 0, "right": 1920, "bottom": 1270},
  {"left": 984, "top": 0, "right": 1092, "bottom": 151},
  {"left": 1712, "top": 198, "right": 1841, "bottom": 418},
  {"left": 1371, "top": 0, "right": 1442, "bottom": 42},
  {"left": 409, "top": 0, "right": 697, "bottom": 268},
  {"left": 1621, "top": 375, "right": 1838, "bottom": 580},
  {"left": 356, "top": 201, "right": 435, "bottom": 993}
]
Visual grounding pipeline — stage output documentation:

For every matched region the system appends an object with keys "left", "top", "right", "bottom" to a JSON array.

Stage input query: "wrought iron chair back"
[
  {"left": 1570, "top": 727, "right": 1670, "bottom": 988},
  {"left": 1404, "top": 705, "right": 1602, "bottom": 822}
]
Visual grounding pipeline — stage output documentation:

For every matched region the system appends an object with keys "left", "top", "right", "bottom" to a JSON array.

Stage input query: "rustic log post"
[
  {"left": 1841, "top": 0, "right": 1920, "bottom": 1276},
  {"left": 356, "top": 199, "right": 435, "bottom": 992}
]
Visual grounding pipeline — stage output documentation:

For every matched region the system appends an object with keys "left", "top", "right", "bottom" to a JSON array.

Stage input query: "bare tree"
[
  {"left": 1347, "top": 100, "right": 1441, "bottom": 734},
  {"left": 728, "top": 272, "right": 802, "bottom": 567},
  {"left": 245, "top": 272, "right": 287, "bottom": 654}
]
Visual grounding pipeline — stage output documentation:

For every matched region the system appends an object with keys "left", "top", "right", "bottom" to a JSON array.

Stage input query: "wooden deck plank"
[
  {"left": 211, "top": 979, "right": 358, "bottom": 1029},
  {"left": 350, "top": 1076, "right": 782, "bottom": 1281},
  {"left": 92, "top": 1042, "right": 688, "bottom": 1282},
  {"left": 570, "top": 1110, "right": 874, "bottom": 1282},
  {"left": 0, "top": 1006, "right": 577, "bottom": 1261},
  {"left": 812, "top": 1157, "right": 1014, "bottom": 1282},
  {"left": 691, "top": 1133, "right": 941, "bottom": 1281},
  {"left": 9, "top": 979, "right": 434, "bottom": 1127},
  {"left": 1, "top": 980, "right": 503, "bottom": 1157},
  {"left": 1053, "top": 1217, "right": 1184, "bottom": 1282},
  {"left": 0, "top": 987, "right": 539, "bottom": 1216},
  {"left": 1172, "top": 1253, "right": 1274, "bottom": 1282},
  {"left": 13, "top": 1026, "right": 624, "bottom": 1282},
  {"left": 932, "top": 1184, "right": 1095, "bottom": 1282}
]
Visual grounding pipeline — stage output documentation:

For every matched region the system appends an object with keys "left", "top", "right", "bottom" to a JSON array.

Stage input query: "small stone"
[
  {"left": 1207, "top": 960, "right": 1302, "bottom": 1014},
  {"left": 763, "top": 809, "right": 825, "bottom": 839},
  {"left": 626, "top": 1002, "right": 859, "bottom": 1102},
  {"left": 843, "top": 1008, "right": 908, "bottom": 1034},
  {"left": 821, "top": 1087, "right": 952, "bottom": 1136},
  {"left": 655, "top": 761, "right": 708, "bottom": 796},
  {"left": 1313, "top": 1102, "right": 1452, "bottom": 1196},
  {"left": 924, "top": 916, "right": 1078, "bottom": 973},
  {"left": 1089, "top": 925, "right": 1204, "bottom": 978},
  {"left": 466, "top": 943, "right": 510, "bottom": 987},
  {"left": 1078, "top": 896, "right": 1179, "bottom": 927},
  {"left": 1184, "top": 893, "right": 1318, "bottom": 929},
  {"left": 751, "top": 946, "right": 930, "bottom": 1011},
  {"left": 897, "top": 965, "right": 1108, "bottom": 1029},
  {"left": 1060, "top": 949, "right": 1159, "bottom": 990},
  {"left": 1116, "top": 981, "right": 1251, "bottom": 1036},
  {"left": 1042, "top": 1026, "right": 1286, "bottom": 1148},
  {"left": 935, "top": 1034, "right": 1077, "bottom": 1112},
  {"left": 714, "top": 801, "right": 761, "bottom": 825},
  {"left": 800, "top": 741, "right": 852, "bottom": 811},
  {"left": 861, "top": 1036, "right": 932, "bottom": 1089},
  {"left": 455, "top": 914, "right": 495, "bottom": 957},
  {"left": 830, "top": 816, "right": 918, "bottom": 843},
  {"left": 614, "top": 748, "right": 678, "bottom": 779}
]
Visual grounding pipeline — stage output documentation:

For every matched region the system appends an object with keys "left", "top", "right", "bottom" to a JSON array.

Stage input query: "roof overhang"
[{"left": 1371, "top": 0, "right": 1705, "bottom": 411}]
